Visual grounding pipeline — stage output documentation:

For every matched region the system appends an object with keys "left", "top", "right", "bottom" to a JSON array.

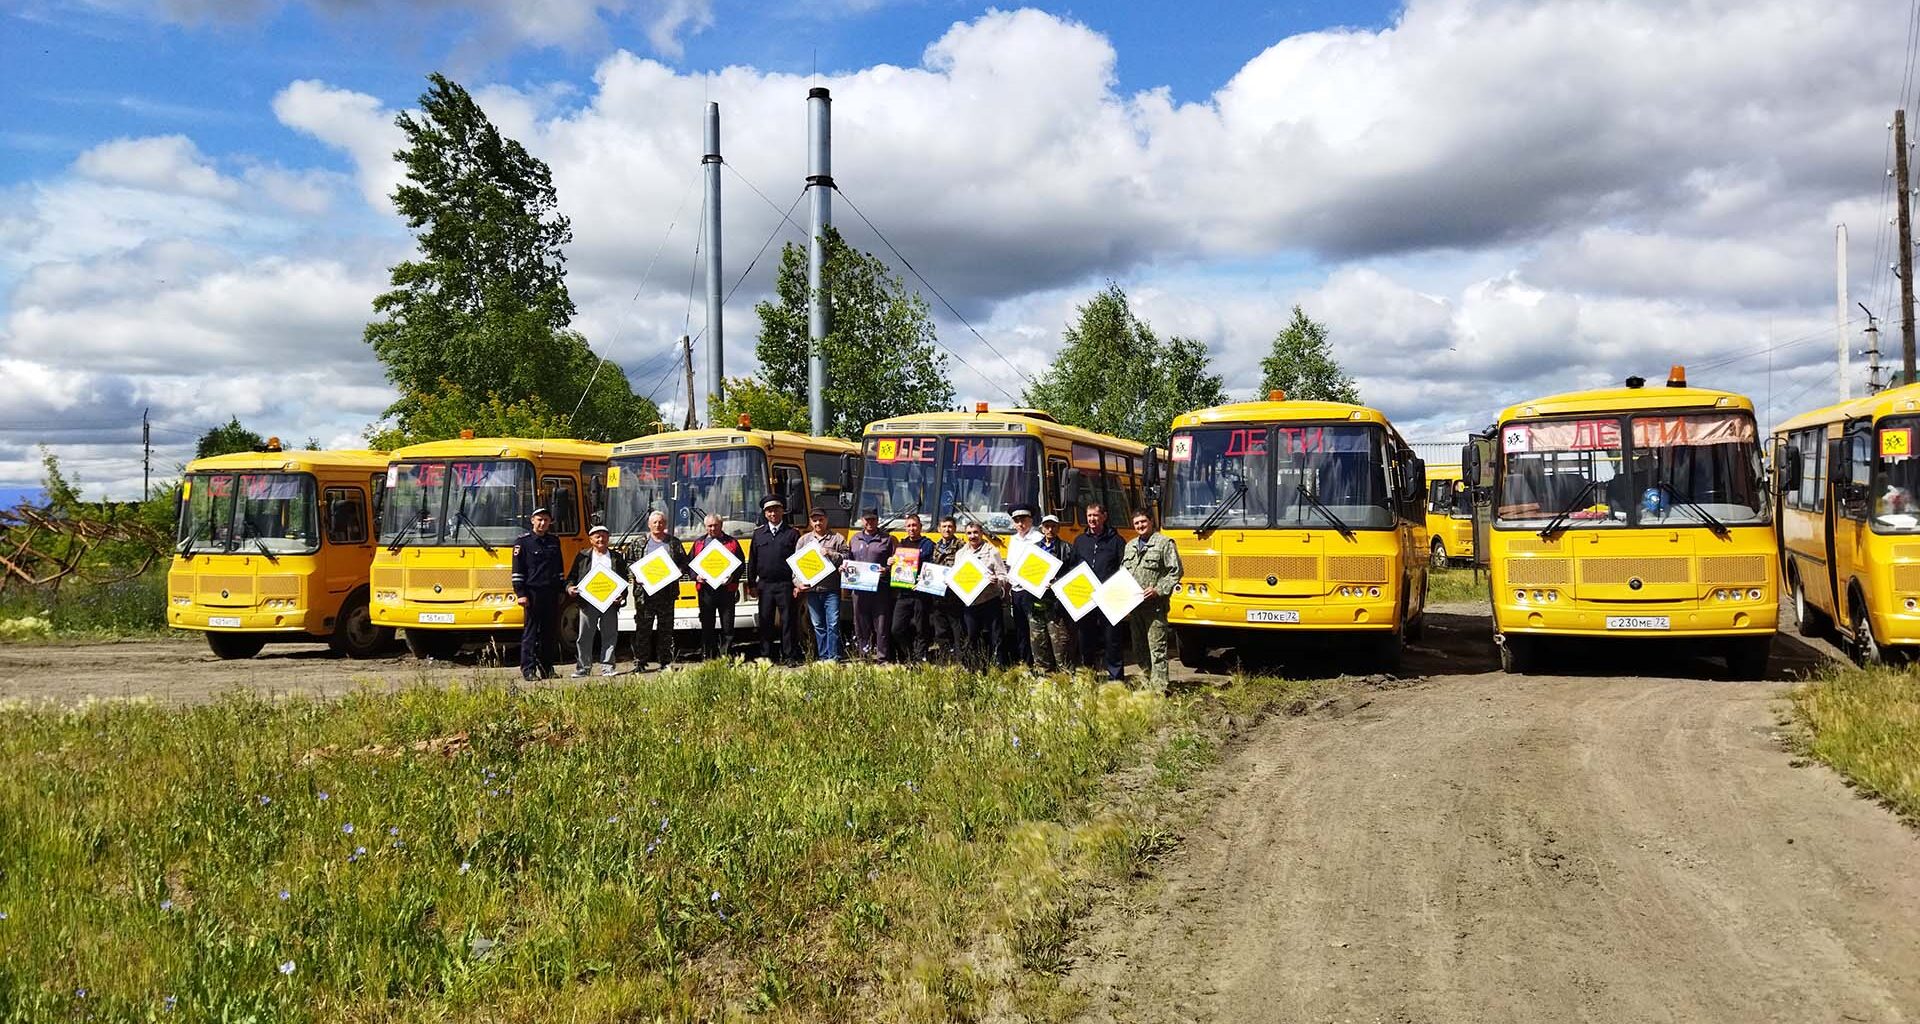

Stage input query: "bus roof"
[
  {"left": 1427, "top": 460, "right": 1463, "bottom": 481},
  {"left": 1772, "top": 381, "right": 1920, "bottom": 434},
  {"left": 610, "top": 427, "right": 857, "bottom": 458},
  {"left": 1495, "top": 385, "right": 1755, "bottom": 423},
  {"left": 184, "top": 449, "right": 390, "bottom": 474},
  {"left": 1171, "top": 400, "right": 1396, "bottom": 430},
  {"left": 863, "top": 409, "right": 1150, "bottom": 453},
  {"left": 387, "top": 437, "right": 612, "bottom": 461}
]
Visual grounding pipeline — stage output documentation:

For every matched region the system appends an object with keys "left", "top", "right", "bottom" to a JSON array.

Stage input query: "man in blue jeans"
[
  {"left": 795, "top": 508, "right": 847, "bottom": 661},
  {"left": 1072, "top": 503, "right": 1127, "bottom": 680}
]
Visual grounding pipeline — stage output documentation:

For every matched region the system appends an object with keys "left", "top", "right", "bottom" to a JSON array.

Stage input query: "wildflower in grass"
[
  {"left": 0, "top": 911, "right": 8, "bottom": 921},
  {"left": 76, "top": 988, "right": 87, "bottom": 998},
  {"left": 606, "top": 815, "right": 619, "bottom": 824},
  {"left": 710, "top": 890, "right": 720, "bottom": 902},
  {"left": 342, "top": 823, "right": 354, "bottom": 834},
  {"left": 279, "top": 961, "right": 296, "bottom": 976},
  {"left": 160, "top": 899, "right": 173, "bottom": 912},
  {"left": 487, "top": 789, "right": 499, "bottom": 798},
  {"left": 459, "top": 862, "right": 471, "bottom": 874},
  {"left": 278, "top": 890, "right": 290, "bottom": 901},
  {"left": 317, "top": 791, "right": 329, "bottom": 801},
  {"left": 163, "top": 995, "right": 177, "bottom": 1013},
  {"left": 388, "top": 826, "right": 399, "bottom": 837},
  {"left": 257, "top": 795, "right": 271, "bottom": 806}
]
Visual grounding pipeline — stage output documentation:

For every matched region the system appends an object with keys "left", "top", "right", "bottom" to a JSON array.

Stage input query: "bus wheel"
[
  {"left": 1174, "top": 626, "right": 1223, "bottom": 673},
  {"left": 1375, "top": 631, "right": 1405, "bottom": 674},
  {"left": 1851, "top": 601, "right": 1884, "bottom": 666},
  {"left": 1724, "top": 636, "right": 1772, "bottom": 679},
  {"left": 1498, "top": 634, "right": 1537, "bottom": 674},
  {"left": 1429, "top": 539, "right": 1448, "bottom": 570},
  {"left": 404, "top": 629, "right": 464, "bottom": 662},
  {"left": 206, "top": 632, "right": 266, "bottom": 660},
  {"left": 329, "top": 592, "right": 392, "bottom": 659},
  {"left": 1791, "top": 576, "right": 1829, "bottom": 638}
]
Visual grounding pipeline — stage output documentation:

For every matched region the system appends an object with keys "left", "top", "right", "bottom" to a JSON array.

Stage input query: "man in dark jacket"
[
  {"left": 511, "top": 506, "right": 564, "bottom": 681},
  {"left": 565, "top": 523, "right": 631, "bottom": 677},
  {"left": 689, "top": 513, "right": 744, "bottom": 659},
  {"left": 928, "top": 515, "right": 965, "bottom": 661},
  {"left": 1029, "top": 513, "right": 1080, "bottom": 671},
  {"left": 847, "top": 508, "right": 897, "bottom": 661},
  {"left": 888, "top": 515, "right": 937, "bottom": 662},
  {"left": 629, "top": 509, "right": 688, "bottom": 672},
  {"left": 744, "top": 495, "right": 801, "bottom": 663},
  {"left": 1072, "top": 503, "right": 1127, "bottom": 680}
]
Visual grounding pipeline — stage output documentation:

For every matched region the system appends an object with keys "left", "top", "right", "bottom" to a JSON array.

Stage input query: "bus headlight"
[
  {"left": 1514, "top": 589, "right": 1527, "bottom": 602},
  {"left": 1747, "top": 589, "right": 1763, "bottom": 601},
  {"left": 375, "top": 590, "right": 398, "bottom": 603},
  {"left": 1368, "top": 586, "right": 1382, "bottom": 598},
  {"left": 1906, "top": 598, "right": 1917, "bottom": 611}
]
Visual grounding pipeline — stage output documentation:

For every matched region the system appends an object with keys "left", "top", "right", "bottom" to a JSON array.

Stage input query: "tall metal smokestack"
[
  {"left": 806, "top": 87, "right": 832, "bottom": 436},
  {"left": 703, "top": 102, "right": 724, "bottom": 425}
]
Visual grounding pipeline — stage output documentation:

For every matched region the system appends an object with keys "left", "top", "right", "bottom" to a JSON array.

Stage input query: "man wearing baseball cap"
[
  {"left": 1005, "top": 508, "right": 1040, "bottom": 667},
  {"left": 510, "top": 506, "right": 564, "bottom": 681},
  {"left": 565, "top": 523, "right": 630, "bottom": 677},
  {"left": 744, "top": 494, "right": 802, "bottom": 663},
  {"left": 848, "top": 507, "right": 897, "bottom": 661},
  {"left": 1029, "top": 513, "right": 1079, "bottom": 671}
]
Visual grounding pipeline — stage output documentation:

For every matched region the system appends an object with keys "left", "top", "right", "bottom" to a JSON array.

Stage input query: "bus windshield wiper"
[
  {"left": 1536, "top": 479, "right": 1601, "bottom": 540},
  {"left": 453, "top": 510, "right": 496, "bottom": 554},
  {"left": 249, "top": 536, "right": 280, "bottom": 564},
  {"left": 177, "top": 535, "right": 195, "bottom": 558},
  {"left": 1195, "top": 479, "right": 1248, "bottom": 536},
  {"left": 880, "top": 498, "right": 921, "bottom": 532},
  {"left": 613, "top": 503, "right": 652, "bottom": 554},
  {"left": 1653, "top": 480, "right": 1729, "bottom": 538},
  {"left": 1295, "top": 484, "right": 1356, "bottom": 540},
  {"left": 386, "top": 509, "right": 425, "bottom": 553}
]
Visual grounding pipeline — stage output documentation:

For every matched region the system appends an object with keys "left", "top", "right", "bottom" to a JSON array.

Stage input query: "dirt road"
[{"left": 1070, "top": 641, "right": 1920, "bottom": 1023}]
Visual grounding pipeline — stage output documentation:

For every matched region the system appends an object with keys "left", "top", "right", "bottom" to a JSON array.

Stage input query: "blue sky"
[{"left": 0, "top": 0, "right": 1909, "bottom": 497}]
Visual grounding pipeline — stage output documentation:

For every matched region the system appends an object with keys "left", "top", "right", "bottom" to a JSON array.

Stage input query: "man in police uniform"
[
  {"left": 511, "top": 506, "right": 565, "bottom": 681},
  {"left": 744, "top": 495, "right": 802, "bottom": 663}
]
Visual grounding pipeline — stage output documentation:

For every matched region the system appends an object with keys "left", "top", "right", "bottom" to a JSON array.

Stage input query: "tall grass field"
[
  {"left": 0, "top": 661, "right": 1204, "bottom": 1022},
  {"left": 1791, "top": 666, "right": 1920, "bottom": 822}
]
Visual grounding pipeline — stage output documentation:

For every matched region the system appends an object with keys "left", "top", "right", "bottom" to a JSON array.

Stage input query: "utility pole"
[
  {"left": 702, "top": 102, "right": 724, "bottom": 425},
  {"left": 1897, "top": 109, "right": 1916, "bottom": 384},
  {"left": 1863, "top": 302, "right": 1883, "bottom": 392},
  {"left": 682, "top": 334, "right": 697, "bottom": 430},
  {"left": 141, "top": 407, "right": 151, "bottom": 500},
  {"left": 1837, "top": 223, "right": 1850, "bottom": 401},
  {"left": 805, "top": 87, "right": 832, "bottom": 437}
]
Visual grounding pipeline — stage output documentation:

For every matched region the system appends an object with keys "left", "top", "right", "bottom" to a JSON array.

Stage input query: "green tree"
[
  {"left": 707, "top": 376, "right": 807, "bottom": 434},
  {"left": 753, "top": 227, "right": 954, "bottom": 439},
  {"left": 365, "top": 386, "right": 639, "bottom": 451},
  {"left": 1259, "top": 306, "right": 1359, "bottom": 403},
  {"left": 366, "top": 73, "right": 658, "bottom": 442},
  {"left": 1022, "top": 283, "right": 1227, "bottom": 445},
  {"left": 195, "top": 417, "right": 265, "bottom": 459}
]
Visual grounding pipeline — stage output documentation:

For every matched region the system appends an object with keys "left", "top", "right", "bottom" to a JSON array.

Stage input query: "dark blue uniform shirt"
[{"left": 511, "top": 531, "right": 565, "bottom": 595}]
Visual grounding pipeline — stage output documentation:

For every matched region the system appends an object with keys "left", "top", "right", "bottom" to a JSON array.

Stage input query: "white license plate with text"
[
  {"left": 1248, "top": 609, "right": 1301, "bottom": 624},
  {"left": 417, "top": 612, "right": 456, "bottom": 624},
  {"left": 208, "top": 616, "right": 242, "bottom": 627},
  {"left": 1605, "top": 616, "right": 1670, "bottom": 631}
]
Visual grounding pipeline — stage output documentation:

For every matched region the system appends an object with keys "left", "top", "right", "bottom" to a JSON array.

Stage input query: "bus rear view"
[{"left": 1482, "top": 368, "right": 1776, "bottom": 676}]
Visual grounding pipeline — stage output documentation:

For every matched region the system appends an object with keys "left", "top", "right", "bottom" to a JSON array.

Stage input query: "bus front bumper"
[
  {"left": 1496, "top": 599, "right": 1776, "bottom": 637},
  {"left": 372, "top": 601, "right": 522, "bottom": 630},
  {"left": 169, "top": 606, "right": 316, "bottom": 633},
  {"left": 1171, "top": 596, "right": 1401, "bottom": 632}
]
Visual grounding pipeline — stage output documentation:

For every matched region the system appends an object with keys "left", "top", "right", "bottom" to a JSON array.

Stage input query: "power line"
[
  {"left": 830, "top": 183, "right": 1029, "bottom": 403},
  {"left": 1688, "top": 315, "right": 1870, "bottom": 374}
]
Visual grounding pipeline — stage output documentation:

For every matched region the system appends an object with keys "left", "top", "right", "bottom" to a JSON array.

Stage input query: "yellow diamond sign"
[
  {"left": 795, "top": 547, "right": 827, "bottom": 579},
  {"left": 582, "top": 572, "right": 620, "bottom": 604},
  {"left": 1060, "top": 573, "right": 1095, "bottom": 607},
  {"left": 951, "top": 558, "right": 983, "bottom": 591},
  {"left": 698, "top": 546, "right": 731, "bottom": 575}
]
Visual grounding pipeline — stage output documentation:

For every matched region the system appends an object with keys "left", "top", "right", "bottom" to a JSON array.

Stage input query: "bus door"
[
  {"left": 321, "top": 482, "right": 372, "bottom": 599},
  {"left": 1830, "top": 422, "right": 1874, "bottom": 630}
]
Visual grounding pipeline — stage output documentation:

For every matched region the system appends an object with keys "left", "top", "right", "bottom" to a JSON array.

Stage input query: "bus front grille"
[
  {"left": 475, "top": 568, "right": 514, "bottom": 591},
  {"left": 1326, "top": 555, "right": 1387, "bottom": 583},
  {"left": 1181, "top": 554, "right": 1219, "bottom": 579},
  {"left": 1506, "top": 536, "right": 1565, "bottom": 553},
  {"left": 258, "top": 575, "right": 300, "bottom": 599},
  {"left": 372, "top": 567, "right": 403, "bottom": 590},
  {"left": 1895, "top": 564, "right": 1920, "bottom": 593},
  {"left": 404, "top": 568, "right": 472, "bottom": 601},
  {"left": 197, "top": 575, "right": 253, "bottom": 603},
  {"left": 1699, "top": 555, "right": 1767, "bottom": 585},
  {"left": 1581, "top": 557, "right": 1689, "bottom": 585},
  {"left": 1505, "top": 559, "right": 1570, "bottom": 586},
  {"left": 1227, "top": 556, "right": 1318, "bottom": 582}
]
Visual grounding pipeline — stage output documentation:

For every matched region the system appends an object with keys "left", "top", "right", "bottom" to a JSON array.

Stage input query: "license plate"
[
  {"left": 417, "top": 612, "right": 456, "bottom": 624},
  {"left": 1605, "top": 616, "right": 1670, "bottom": 631},
  {"left": 208, "top": 616, "right": 242, "bottom": 628},
  {"left": 1247, "top": 609, "right": 1301, "bottom": 624}
]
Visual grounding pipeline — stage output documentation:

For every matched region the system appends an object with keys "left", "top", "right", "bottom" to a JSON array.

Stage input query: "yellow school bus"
[
  {"left": 1425, "top": 460, "right": 1474, "bottom": 567},
  {"left": 857, "top": 405, "right": 1153, "bottom": 543},
  {"left": 168, "top": 444, "right": 393, "bottom": 659},
  {"left": 1161, "top": 397, "right": 1430, "bottom": 671},
  {"left": 605, "top": 422, "right": 858, "bottom": 632},
  {"left": 1771, "top": 380, "right": 1920, "bottom": 663},
  {"left": 369, "top": 436, "right": 611, "bottom": 659},
  {"left": 1478, "top": 369, "right": 1776, "bottom": 675}
]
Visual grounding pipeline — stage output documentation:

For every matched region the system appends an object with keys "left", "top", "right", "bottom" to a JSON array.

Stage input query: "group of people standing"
[{"left": 508, "top": 494, "right": 1184, "bottom": 692}]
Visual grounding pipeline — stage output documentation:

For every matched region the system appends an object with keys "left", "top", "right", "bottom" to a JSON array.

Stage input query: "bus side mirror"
[
  {"left": 1144, "top": 449, "right": 1161, "bottom": 488},
  {"left": 839, "top": 492, "right": 854, "bottom": 509},
  {"left": 1405, "top": 458, "right": 1427, "bottom": 501},
  {"left": 840, "top": 453, "right": 856, "bottom": 493},
  {"left": 1779, "top": 449, "right": 1803, "bottom": 492},
  {"left": 1059, "top": 474, "right": 1082, "bottom": 507},
  {"left": 1461, "top": 445, "right": 1480, "bottom": 488}
]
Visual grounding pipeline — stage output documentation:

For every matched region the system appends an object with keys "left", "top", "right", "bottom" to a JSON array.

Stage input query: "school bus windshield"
[
  {"left": 1165, "top": 424, "right": 1391, "bottom": 530},
  {"left": 1497, "top": 412, "right": 1765, "bottom": 527},
  {"left": 607, "top": 448, "right": 766, "bottom": 542},
  {"left": 857, "top": 435, "right": 1041, "bottom": 533},
  {"left": 1873, "top": 417, "right": 1920, "bottom": 531},
  {"left": 380, "top": 459, "right": 534, "bottom": 547},
  {"left": 179, "top": 472, "right": 320, "bottom": 554}
]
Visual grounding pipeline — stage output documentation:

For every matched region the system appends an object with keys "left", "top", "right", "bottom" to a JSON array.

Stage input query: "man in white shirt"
[{"left": 1005, "top": 508, "right": 1039, "bottom": 666}]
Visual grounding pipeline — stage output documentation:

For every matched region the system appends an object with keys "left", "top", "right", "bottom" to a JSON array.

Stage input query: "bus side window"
[
  {"left": 581, "top": 462, "right": 608, "bottom": 527},
  {"left": 774, "top": 464, "right": 807, "bottom": 518},
  {"left": 542, "top": 476, "right": 580, "bottom": 534},
  {"left": 324, "top": 486, "right": 368, "bottom": 545},
  {"left": 1101, "top": 450, "right": 1134, "bottom": 519},
  {"left": 1070, "top": 444, "right": 1103, "bottom": 524},
  {"left": 804, "top": 452, "right": 852, "bottom": 528}
]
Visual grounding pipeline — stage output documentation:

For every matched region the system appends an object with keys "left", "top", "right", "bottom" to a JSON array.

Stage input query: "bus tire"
[
  {"left": 1403, "top": 582, "right": 1426, "bottom": 642},
  {"left": 206, "top": 632, "right": 266, "bottom": 660},
  {"left": 1850, "top": 596, "right": 1884, "bottom": 667},
  {"left": 1376, "top": 630, "right": 1405, "bottom": 674},
  {"left": 1790, "top": 573, "right": 1829, "bottom": 638},
  {"left": 329, "top": 590, "right": 392, "bottom": 659},
  {"left": 1174, "top": 626, "right": 1222, "bottom": 673},
  {"left": 404, "top": 629, "right": 463, "bottom": 662},
  {"left": 1498, "top": 634, "right": 1537, "bottom": 674},
  {"left": 1724, "top": 635, "right": 1772, "bottom": 679},
  {"left": 1429, "top": 539, "right": 1448, "bottom": 570}
]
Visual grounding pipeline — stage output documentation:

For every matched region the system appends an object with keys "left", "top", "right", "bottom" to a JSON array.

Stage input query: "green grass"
[
  {"left": 0, "top": 661, "right": 1206, "bottom": 1022},
  {"left": 0, "top": 572, "right": 173, "bottom": 640},
  {"left": 1790, "top": 666, "right": 1920, "bottom": 823},
  {"left": 1426, "top": 567, "right": 1488, "bottom": 605}
]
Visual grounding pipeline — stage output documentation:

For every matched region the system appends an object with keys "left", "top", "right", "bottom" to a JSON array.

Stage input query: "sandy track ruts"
[{"left": 1072, "top": 674, "right": 1920, "bottom": 1024}]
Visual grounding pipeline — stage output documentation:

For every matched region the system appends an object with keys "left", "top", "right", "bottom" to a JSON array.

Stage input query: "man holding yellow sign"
[
  {"left": 629, "top": 510, "right": 687, "bottom": 673},
  {"left": 565, "top": 524, "right": 630, "bottom": 677}
]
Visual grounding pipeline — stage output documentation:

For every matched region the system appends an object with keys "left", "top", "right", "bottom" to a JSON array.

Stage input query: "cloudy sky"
[{"left": 1, "top": 0, "right": 1912, "bottom": 499}]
